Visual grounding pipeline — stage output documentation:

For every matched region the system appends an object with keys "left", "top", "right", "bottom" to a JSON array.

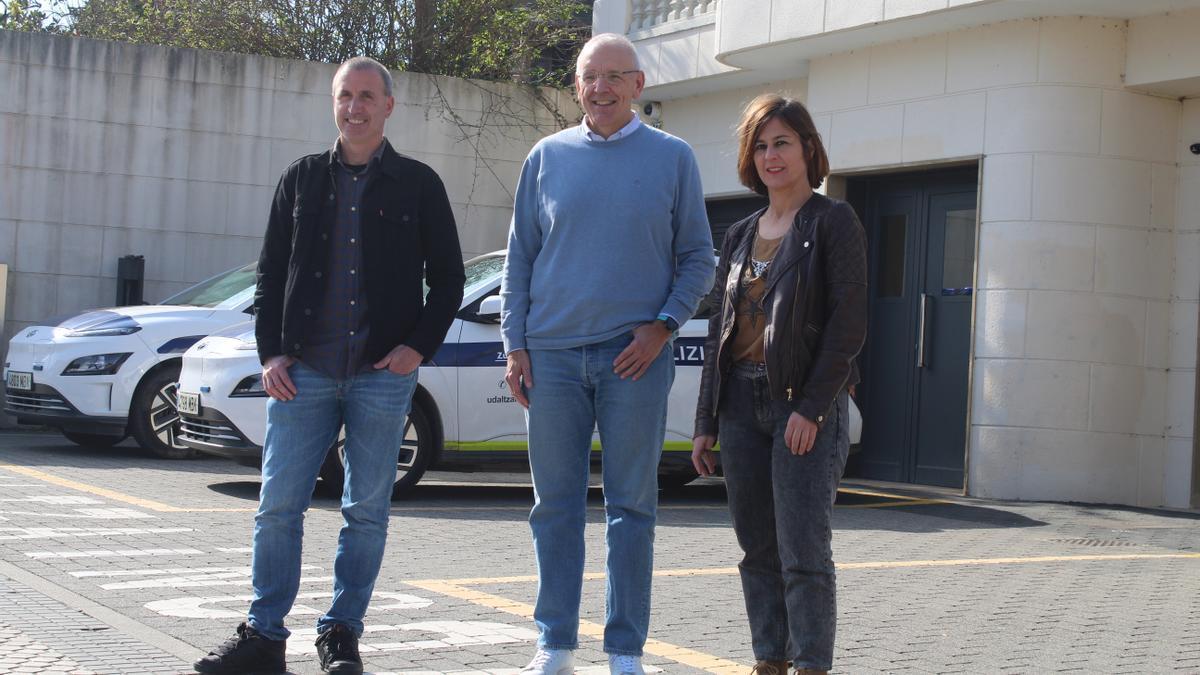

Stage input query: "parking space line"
[
  {"left": 839, "top": 498, "right": 949, "bottom": 508},
  {"left": 406, "top": 579, "right": 745, "bottom": 674},
  {"left": 412, "top": 552, "right": 1200, "bottom": 589},
  {"left": 0, "top": 464, "right": 254, "bottom": 513},
  {"left": 836, "top": 552, "right": 1200, "bottom": 570},
  {"left": 837, "top": 486, "right": 952, "bottom": 503},
  {"left": 405, "top": 551, "right": 1200, "bottom": 672}
]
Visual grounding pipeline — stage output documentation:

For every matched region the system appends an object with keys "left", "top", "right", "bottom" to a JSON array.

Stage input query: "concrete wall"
[
  {"left": 657, "top": 80, "right": 807, "bottom": 198},
  {"left": 0, "top": 30, "right": 564, "bottom": 351},
  {"left": 1173, "top": 98, "right": 1200, "bottom": 507}
]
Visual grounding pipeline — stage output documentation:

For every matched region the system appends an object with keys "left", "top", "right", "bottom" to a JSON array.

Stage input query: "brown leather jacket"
[{"left": 694, "top": 193, "right": 868, "bottom": 438}]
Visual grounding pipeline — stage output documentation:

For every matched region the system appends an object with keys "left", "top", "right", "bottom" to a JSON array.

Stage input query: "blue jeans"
[
  {"left": 525, "top": 333, "right": 674, "bottom": 656},
  {"left": 717, "top": 363, "right": 850, "bottom": 671},
  {"left": 248, "top": 361, "right": 417, "bottom": 641}
]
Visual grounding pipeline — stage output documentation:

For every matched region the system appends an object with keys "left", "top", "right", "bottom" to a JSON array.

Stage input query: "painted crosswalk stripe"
[
  {"left": 0, "top": 496, "right": 104, "bottom": 504},
  {"left": 147, "top": 591, "right": 433, "bottom": 619},
  {"left": 69, "top": 565, "right": 331, "bottom": 590},
  {"left": 0, "top": 527, "right": 192, "bottom": 541},
  {"left": 26, "top": 548, "right": 204, "bottom": 559},
  {"left": 0, "top": 508, "right": 154, "bottom": 519}
]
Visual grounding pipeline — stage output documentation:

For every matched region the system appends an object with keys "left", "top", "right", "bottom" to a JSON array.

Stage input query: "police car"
[
  {"left": 3, "top": 263, "right": 257, "bottom": 458},
  {"left": 177, "top": 252, "right": 863, "bottom": 497}
]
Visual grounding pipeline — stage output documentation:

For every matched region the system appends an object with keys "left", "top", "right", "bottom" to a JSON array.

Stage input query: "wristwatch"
[{"left": 656, "top": 313, "right": 679, "bottom": 332}]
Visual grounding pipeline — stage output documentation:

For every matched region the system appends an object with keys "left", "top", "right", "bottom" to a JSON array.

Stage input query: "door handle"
[{"left": 917, "top": 293, "right": 929, "bottom": 368}]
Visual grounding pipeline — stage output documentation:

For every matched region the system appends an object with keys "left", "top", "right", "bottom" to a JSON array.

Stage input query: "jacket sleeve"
[
  {"left": 693, "top": 225, "right": 738, "bottom": 439},
  {"left": 793, "top": 202, "right": 868, "bottom": 424},
  {"left": 254, "top": 168, "right": 295, "bottom": 364},
  {"left": 404, "top": 167, "right": 465, "bottom": 360}
]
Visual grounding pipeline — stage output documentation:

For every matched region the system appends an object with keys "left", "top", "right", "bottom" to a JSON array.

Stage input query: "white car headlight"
[
  {"left": 62, "top": 353, "right": 133, "bottom": 376},
  {"left": 230, "top": 374, "right": 267, "bottom": 397}
]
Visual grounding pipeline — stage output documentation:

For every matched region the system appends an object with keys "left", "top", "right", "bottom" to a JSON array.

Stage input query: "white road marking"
[
  {"left": 214, "top": 547, "right": 253, "bottom": 553},
  {"left": 72, "top": 565, "right": 259, "bottom": 578},
  {"left": 384, "top": 662, "right": 662, "bottom": 667},
  {"left": 25, "top": 548, "right": 204, "bottom": 559},
  {"left": 0, "top": 527, "right": 192, "bottom": 540},
  {"left": 146, "top": 591, "right": 433, "bottom": 619},
  {"left": 0, "top": 508, "right": 154, "bottom": 519},
  {"left": 287, "top": 621, "right": 539, "bottom": 655},
  {"left": 71, "top": 564, "right": 328, "bottom": 590},
  {"left": 100, "top": 573, "right": 332, "bottom": 590},
  {"left": 0, "top": 496, "right": 104, "bottom": 504}
]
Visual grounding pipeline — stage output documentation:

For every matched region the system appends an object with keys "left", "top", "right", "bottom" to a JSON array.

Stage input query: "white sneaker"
[
  {"left": 608, "top": 654, "right": 645, "bottom": 675},
  {"left": 520, "top": 647, "right": 575, "bottom": 674}
]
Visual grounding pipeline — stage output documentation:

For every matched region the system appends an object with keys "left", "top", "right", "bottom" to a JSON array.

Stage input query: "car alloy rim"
[
  {"left": 397, "top": 417, "right": 417, "bottom": 470},
  {"left": 150, "top": 381, "right": 186, "bottom": 449}
]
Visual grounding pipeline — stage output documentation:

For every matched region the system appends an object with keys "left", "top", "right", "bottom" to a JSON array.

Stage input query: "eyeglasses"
[{"left": 578, "top": 70, "right": 641, "bottom": 87}]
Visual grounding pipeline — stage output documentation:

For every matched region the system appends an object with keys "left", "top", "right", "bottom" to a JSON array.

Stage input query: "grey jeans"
[{"left": 717, "top": 362, "right": 850, "bottom": 671}]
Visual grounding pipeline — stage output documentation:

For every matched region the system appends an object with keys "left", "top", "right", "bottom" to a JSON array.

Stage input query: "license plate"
[
  {"left": 6, "top": 371, "right": 32, "bottom": 391},
  {"left": 178, "top": 391, "right": 200, "bottom": 415}
]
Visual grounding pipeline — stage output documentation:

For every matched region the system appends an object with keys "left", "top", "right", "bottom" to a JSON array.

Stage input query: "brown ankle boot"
[{"left": 751, "top": 661, "right": 789, "bottom": 675}]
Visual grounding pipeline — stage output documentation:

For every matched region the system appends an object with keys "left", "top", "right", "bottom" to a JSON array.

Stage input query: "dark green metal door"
[{"left": 848, "top": 167, "right": 978, "bottom": 488}]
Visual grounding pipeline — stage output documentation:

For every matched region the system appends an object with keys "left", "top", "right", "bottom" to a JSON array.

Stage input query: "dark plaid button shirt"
[{"left": 297, "top": 142, "right": 382, "bottom": 380}]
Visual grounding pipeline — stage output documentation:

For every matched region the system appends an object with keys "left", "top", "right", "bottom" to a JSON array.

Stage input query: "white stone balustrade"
[{"left": 629, "top": 0, "right": 716, "bottom": 32}]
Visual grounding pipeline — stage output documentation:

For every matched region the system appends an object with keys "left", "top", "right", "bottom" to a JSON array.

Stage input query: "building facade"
[{"left": 593, "top": 0, "right": 1200, "bottom": 508}]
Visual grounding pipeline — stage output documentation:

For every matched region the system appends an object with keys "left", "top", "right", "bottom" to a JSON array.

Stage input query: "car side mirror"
[{"left": 477, "top": 295, "right": 502, "bottom": 319}]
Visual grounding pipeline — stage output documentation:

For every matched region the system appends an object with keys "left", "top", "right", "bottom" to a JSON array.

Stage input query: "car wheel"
[
  {"left": 657, "top": 471, "right": 699, "bottom": 492},
  {"left": 129, "top": 364, "right": 196, "bottom": 459},
  {"left": 318, "top": 400, "right": 434, "bottom": 500},
  {"left": 61, "top": 431, "right": 128, "bottom": 448}
]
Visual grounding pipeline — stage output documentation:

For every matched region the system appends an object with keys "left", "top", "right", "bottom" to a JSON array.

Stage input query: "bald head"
[{"left": 575, "top": 33, "right": 639, "bottom": 75}]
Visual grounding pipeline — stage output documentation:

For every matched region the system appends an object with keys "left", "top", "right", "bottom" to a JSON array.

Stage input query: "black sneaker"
[
  {"left": 315, "top": 624, "right": 363, "bottom": 674},
  {"left": 193, "top": 622, "right": 286, "bottom": 674}
]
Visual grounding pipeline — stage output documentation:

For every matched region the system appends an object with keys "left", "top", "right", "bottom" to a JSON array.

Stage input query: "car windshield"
[
  {"left": 462, "top": 255, "right": 505, "bottom": 298},
  {"left": 161, "top": 263, "right": 257, "bottom": 309}
]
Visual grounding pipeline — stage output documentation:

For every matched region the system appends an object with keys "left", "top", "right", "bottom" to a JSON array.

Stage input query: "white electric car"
[
  {"left": 3, "top": 263, "right": 258, "bottom": 458},
  {"left": 177, "top": 252, "right": 863, "bottom": 497}
]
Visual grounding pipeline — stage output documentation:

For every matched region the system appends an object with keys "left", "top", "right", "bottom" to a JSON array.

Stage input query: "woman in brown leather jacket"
[{"left": 691, "top": 94, "right": 868, "bottom": 675}]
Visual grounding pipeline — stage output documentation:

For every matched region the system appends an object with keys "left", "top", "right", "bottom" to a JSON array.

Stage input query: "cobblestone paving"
[
  {"left": 0, "top": 576, "right": 188, "bottom": 674},
  {"left": 1, "top": 432, "right": 1198, "bottom": 674}
]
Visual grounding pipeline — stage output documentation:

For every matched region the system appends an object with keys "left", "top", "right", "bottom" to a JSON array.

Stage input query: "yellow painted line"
[
  {"left": 406, "top": 579, "right": 746, "bottom": 674},
  {"left": 838, "top": 486, "right": 950, "bottom": 503},
  {"left": 412, "top": 552, "right": 1200, "bottom": 589},
  {"left": 0, "top": 463, "right": 254, "bottom": 513},
  {"left": 839, "top": 498, "right": 948, "bottom": 508},
  {"left": 837, "top": 552, "right": 1200, "bottom": 570}
]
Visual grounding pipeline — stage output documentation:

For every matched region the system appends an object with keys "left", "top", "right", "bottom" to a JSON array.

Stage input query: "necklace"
[{"left": 750, "top": 257, "right": 771, "bottom": 279}]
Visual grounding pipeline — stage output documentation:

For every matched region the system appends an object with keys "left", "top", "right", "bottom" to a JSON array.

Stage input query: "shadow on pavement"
[{"left": 201, "top": 474, "right": 1049, "bottom": 531}]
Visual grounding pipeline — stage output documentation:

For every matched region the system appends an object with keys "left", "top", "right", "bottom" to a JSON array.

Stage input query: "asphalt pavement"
[{"left": 1, "top": 430, "right": 1198, "bottom": 674}]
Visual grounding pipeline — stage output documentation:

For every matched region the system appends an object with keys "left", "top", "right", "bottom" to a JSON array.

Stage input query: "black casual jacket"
[
  {"left": 254, "top": 139, "right": 465, "bottom": 365},
  {"left": 694, "top": 193, "right": 868, "bottom": 438}
]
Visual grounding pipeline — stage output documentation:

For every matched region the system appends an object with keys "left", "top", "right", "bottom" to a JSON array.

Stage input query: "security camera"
[
  {"left": 642, "top": 101, "right": 662, "bottom": 121},
  {"left": 1191, "top": 142, "right": 1200, "bottom": 155}
]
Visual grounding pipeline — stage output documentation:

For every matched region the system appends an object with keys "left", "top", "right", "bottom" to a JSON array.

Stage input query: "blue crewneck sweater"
[{"left": 500, "top": 124, "right": 714, "bottom": 352}]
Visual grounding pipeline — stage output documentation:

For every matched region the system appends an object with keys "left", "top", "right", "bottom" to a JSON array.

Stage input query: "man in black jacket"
[{"left": 194, "top": 56, "right": 464, "bottom": 675}]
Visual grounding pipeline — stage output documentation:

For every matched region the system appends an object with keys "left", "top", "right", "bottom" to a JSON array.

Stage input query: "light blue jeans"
[
  {"left": 248, "top": 361, "right": 417, "bottom": 641},
  {"left": 525, "top": 333, "right": 674, "bottom": 656}
]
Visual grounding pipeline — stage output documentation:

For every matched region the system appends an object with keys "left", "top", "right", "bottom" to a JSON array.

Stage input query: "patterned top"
[
  {"left": 729, "top": 231, "right": 784, "bottom": 364},
  {"left": 298, "top": 142, "right": 382, "bottom": 379}
]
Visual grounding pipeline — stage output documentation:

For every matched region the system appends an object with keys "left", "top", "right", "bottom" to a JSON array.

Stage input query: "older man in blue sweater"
[{"left": 500, "top": 33, "right": 714, "bottom": 675}]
